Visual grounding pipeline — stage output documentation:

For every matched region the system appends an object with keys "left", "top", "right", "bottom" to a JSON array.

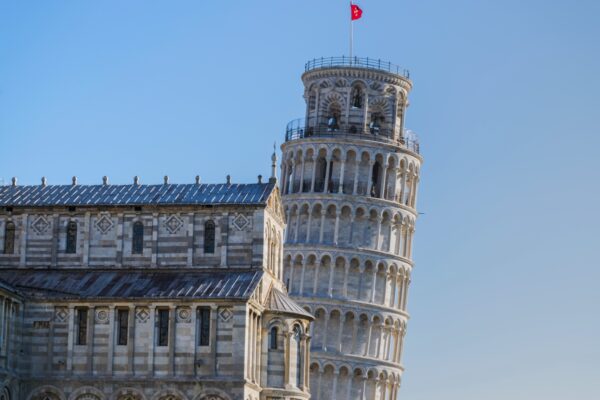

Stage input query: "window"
[
  {"left": 3, "top": 222, "right": 15, "bottom": 254},
  {"left": 294, "top": 325, "right": 302, "bottom": 387},
  {"left": 76, "top": 308, "right": 88, "bottom": 345},
  {"left": 351, "top": 86, "right": 363, "bottom": 108},
  {"left": 198, "top": 307, "right": 211, "bottom": 346},
  {"left": 157, "top": 309, "right": 169, "bottom": 346},
  {"left": 117, "top": 309, "right": 129, "bottom": 346},
  {"left": 269, "top": 327, "right": 278, "bottom": 350},
  {"left": 204, "top": 221, "right": 215, "bottom": 253},
  {"left": 66, "top": 221, "right": 77, "bottom": 254},
  {"left": 132, "top": 221, "right": 144, "bottom": 254}
]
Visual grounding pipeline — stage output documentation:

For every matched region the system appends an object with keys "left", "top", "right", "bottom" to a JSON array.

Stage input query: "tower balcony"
[
  {"left": 284, "top": 117, "right": 420, "bottom": 154},
  {"left": 304, "top": 56, "right": 410, "bottom": 79}
]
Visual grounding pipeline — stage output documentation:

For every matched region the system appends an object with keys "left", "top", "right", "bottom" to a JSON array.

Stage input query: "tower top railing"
[
  {"left": 304, "top": 56, "right": 410, "bottom": 79},
  {"left": 284, "top": 117, "right": 420, "bottom": 154}
]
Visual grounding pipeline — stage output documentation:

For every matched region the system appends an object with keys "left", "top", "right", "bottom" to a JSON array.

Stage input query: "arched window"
[
  {"left": 3, "top": 222, "right": 15, "bottom": 255},
  {"left": 132, "top": 221, "right": 144, "bottom": 254},
  {"left": 351, "top": 86, "right": 363, "bottom": 108},
  {"left": 294, "top": 325, "right": 302, "bottom": 387},
  {"left": 66, "top": 221, "right": 77, "bottom": 254},
  {"left": 371, "top": 161, "right": 381, "bottom": 197},
  {"left": 204, "top": 220, "right": 215, "bottom": 254},
  {"left": 269, "top": 327, "right": 278, "bottom": 350}
]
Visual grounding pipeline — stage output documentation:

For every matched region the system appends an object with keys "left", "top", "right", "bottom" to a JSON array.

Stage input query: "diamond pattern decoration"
[
  {"left": 54, "top": 307, "right": 68, "bottom": 323},
  {"left": 232, "top": 213, "right": 250, "bottom": 231},
  {"left": 165, "top": 214, "right": 183, "bottom": 234},
  {"left": 136, "top": 307, "right": 150, "bottom": 323},
  {"left": 218, "top": 307, "right": 233, "bottom": 322},
  {"left": 94, "top": 214, "right": 114, "bottom": 234},
  {"left": 31, "top": 215, "right": 51, "bottom": 235}
]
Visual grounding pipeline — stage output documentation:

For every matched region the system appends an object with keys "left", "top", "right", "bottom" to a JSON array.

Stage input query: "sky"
[{"left": 1, "top": 1, "right": 599, "bottom": 399}]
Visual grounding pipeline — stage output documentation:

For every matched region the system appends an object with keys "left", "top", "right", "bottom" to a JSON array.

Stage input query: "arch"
[
  {"left": 68, "top": 387, "right": 105, "bottom": 400},
  {"left": 204, "top": 220, "right": 216, "bottom": 253},
  {"left": 269, "top": 326, "right": 278, "bottom": 350},
  {"left": 110, "top": 388, "right": 147, "bottom": 400},
  {"left": 132, "top": 221, "right": 144, "bottom": 254},
  {"left": 26, "top": 386, "right": 66, "bottom": 400},
  {"left": 192, "top": 389, "right": 231, "bottom": 400},
  {"left": 150, "top": 389, "right": 189, "bottom": 400},
  {"left": 3, "top": 221, "right": 15, "bottom": 254}
]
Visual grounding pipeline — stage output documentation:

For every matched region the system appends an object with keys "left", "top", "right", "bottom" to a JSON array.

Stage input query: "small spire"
[
  {"left": 41, "top": 177, "right": 47, "bottom": 187},
  {"left": 72, "top": 176, "right": 77, "bottom": 186},
  {"left": 102, "top": 176, "right": 109, "bottom": 185},
  {"left": 164, "top": 175, "right": 169, "bottom": 185},
  {"left": 11, "top": 177, "right": 17, "bottom": 187},
  {"left": 269, "top": 141, "right": 278, "bottom": 184},
  {"left": 258, "top": 174, "right": 263, "bottom": 184},
  {"left": 195, "top": 175, "right": 201, "bottom": 185},
  {"left": 226, "top": 175, "right": 231, "bottom": 185},
  {"left": 133, "top": 176, "right": 140, "bottom": 185}
]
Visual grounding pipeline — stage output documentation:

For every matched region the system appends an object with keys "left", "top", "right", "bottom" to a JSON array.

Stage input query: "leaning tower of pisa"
[{"left": 280, "top": 57, "right": 422, "bottom": 400}]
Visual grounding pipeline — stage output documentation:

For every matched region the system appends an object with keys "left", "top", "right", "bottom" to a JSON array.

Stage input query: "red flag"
[{"left": 351, "top": 3, "right": 363, "bottom": 20}]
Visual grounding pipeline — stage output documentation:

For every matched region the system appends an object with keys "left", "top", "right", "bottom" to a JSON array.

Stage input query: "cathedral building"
[
  {"left": 0, "top": 174, "right": 312, "bottom": 400},
  {"left": 280, "top": 57, "right": 422, "bottom": 399},
  {"left": 0, "top": 56, "right": 422, "bottom": 400}
]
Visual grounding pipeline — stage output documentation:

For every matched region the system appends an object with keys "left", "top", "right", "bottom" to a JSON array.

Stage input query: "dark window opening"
[
  {"left": 157, "top": 309, "right": 169, "bottom": 346},
  {"left": 76, "top": 308, "right": 88, "bottom": 345},
  {"left": 198, "top": 307, "right": 211, "bottom": 346},
  {"left": 117, "top": 309, "right": 129, "bottom": 346},
  {"left": 269, "top": 327, "right": 278, "bottom": 350},
  {"left": 204, "top": 221, "right": 215, "bottom": 254},
  {"left": 132, "top": 221, "right": 144, "bottom": 254},
  {"left": 351, "top": 87, "right": 363, "bottom": 108},
  {"left": 371, "top": 162, "right": 381, "bottom": 197},
  {"left": 66, "top": 221, "right": 77, "bottom": 254},
  {"left": 3, "top": 222, "right": 15, "bottom": 255},
  {"left": 315, "top": 158, "right": 327, "bottom": 192}
]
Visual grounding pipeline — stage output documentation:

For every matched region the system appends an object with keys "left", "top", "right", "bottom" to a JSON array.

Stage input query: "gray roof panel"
[
  {"left": 0, "top": 183, "right": 275, "bottom": 207},
  {"left": 0, "top": 269, "right": 262, "bottom": 301}
]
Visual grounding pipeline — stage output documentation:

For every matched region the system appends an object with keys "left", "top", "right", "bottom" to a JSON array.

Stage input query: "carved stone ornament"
[
  {"left": 218, "top": 307, "right": 233, "bottom": 323},
  {"left": 232, "top": 213, "right": 250, "bottom": 231},
  {"left": 94, "top": 213, "right": 114, "bottom": 234},
  {"left": 176, "top": 306, "right": 192, "bottom": 323},
  {"left": 54, "top": 307, "right": 68, "bottom": 323},
  {"left": 95, "top": 307, "right": 109, "bottom": 324},
  {"left": 165, "top": 214, "right": 183, "bottom": 234},
  {"left": 135, "top": 307, "right": 150, "bottom": 323},
  {"left": 31, "top": 215, "right": 51, "bottom": 235}
]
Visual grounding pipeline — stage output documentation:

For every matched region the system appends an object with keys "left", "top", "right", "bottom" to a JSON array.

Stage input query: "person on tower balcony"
[{"left": 327, "top": 116, "right": 339, "bottom": 131}]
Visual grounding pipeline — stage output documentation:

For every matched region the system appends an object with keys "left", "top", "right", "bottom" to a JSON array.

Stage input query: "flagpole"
[{"left": 350, "top": 1, "right": 353, "bottom": 63}]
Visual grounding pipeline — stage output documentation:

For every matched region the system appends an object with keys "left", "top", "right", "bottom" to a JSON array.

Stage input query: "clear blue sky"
[{"left": 1, "top": 1, "right": 599, "bottom": 398}]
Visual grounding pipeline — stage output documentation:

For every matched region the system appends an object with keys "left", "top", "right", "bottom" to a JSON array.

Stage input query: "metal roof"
[
  {"left": 0, "top": 183, "right": 275, "bottom": 207},
  {"left": 0, "top": 269, "right": 262, "bottom": 301},
  {"left": 264, "top": 287, "right": 314, "bottom": 319}
]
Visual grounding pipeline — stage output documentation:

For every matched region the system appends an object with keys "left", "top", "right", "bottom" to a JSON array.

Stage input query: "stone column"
[
  {"left": 299, "top": 259, "right": 306, "bottom": 294},
  {"left": 324, "top": 155, "right": 332, "bottom": 193},
  {"left": 380, "top": 163, "right": 388, "bottom": 198},
  {"left": 333, "top": 210, "right": 341, "bottom": 245},
  {"left": 319, "top": 210, "right": 327, "bottom": 243},
  {"left": 366, "top": 161, "right": 375, "bottom": 197},
  {"left": 338, "top": 159, "right": 346, "bottom": 193},
  {"left": 353, "top": 159, "right": 360, "bottom": 195},
  {"left": 310, "top": 157, "right": 317, "bottom": 192}
]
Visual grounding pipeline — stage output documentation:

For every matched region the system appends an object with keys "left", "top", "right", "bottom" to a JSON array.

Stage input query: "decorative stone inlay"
[
  {"left": 76, "top": 395, "right": 101, "bottom": 400},
  {"left": 201, "top": 397, "right": 226, "bottom": 400},
  {"left": 232, "top": 213, "right": 250, "bottom": 231},
  {"left": 94, "top": 213, "right": 113, "bottom": 234},
  {"left": 218, "top": 307, "right": 233, "bottom": 322},
  {"left": 31, "top": 215, "right": 51, "bottom": 235},
  {"left": 135, "top": 307, "right": 150, "bottom": 323},
  {"left": 165, "top": 214, "right": 183, "bottom": 234},
  {"left": 95, "top": 307, "right": 109, "bottom": 324},
  {"left": 54, "top": 307, "right": 68, "bottom": 323},
  {"left": 176, "top": 306, "right": 191, "bottom": 323},
  {"left": 31, "top": 393, "right": 60, "bottom": 400}
]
